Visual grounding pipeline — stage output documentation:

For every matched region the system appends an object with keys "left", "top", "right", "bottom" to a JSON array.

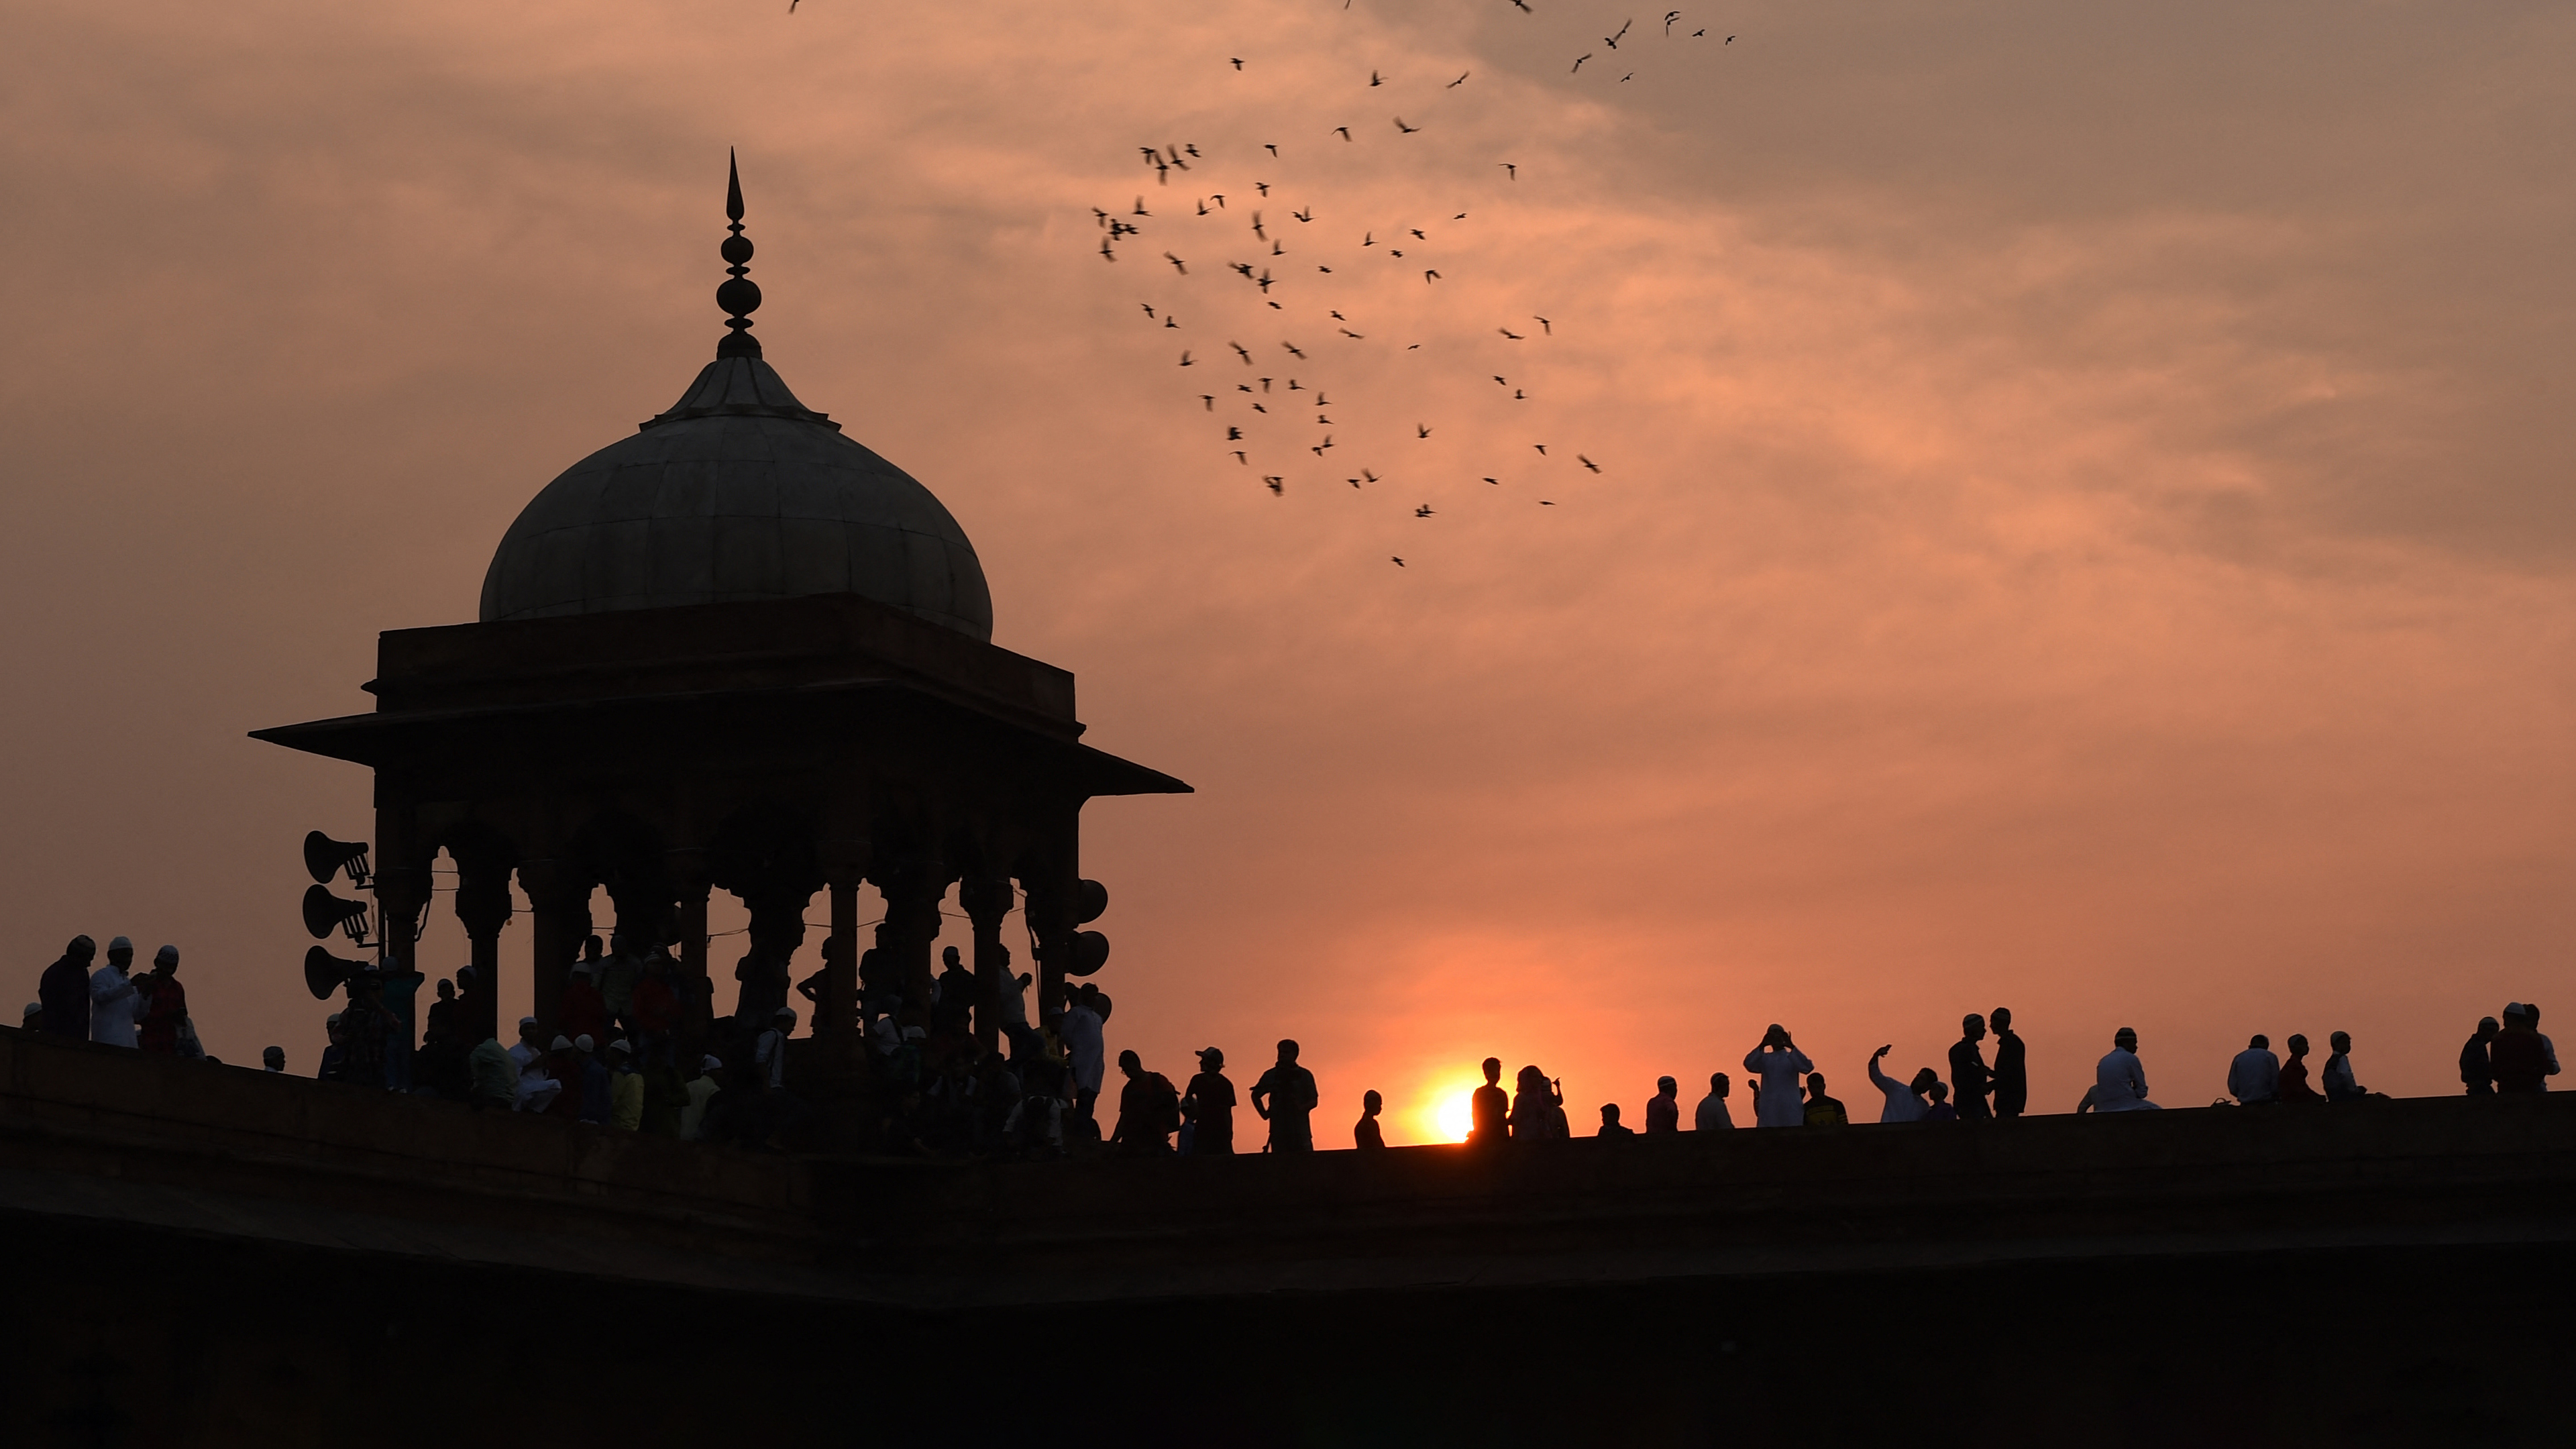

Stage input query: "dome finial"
[{"left": 715, "top": 148, "right": 763, "bottom": 360}]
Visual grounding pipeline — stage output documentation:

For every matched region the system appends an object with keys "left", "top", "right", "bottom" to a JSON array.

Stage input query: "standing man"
[
  {"left": 1250, "top": 1038, "right": 1320, "bottom": 1153},
  {"left": 1990, "top": 1007, "right": 2027, "bottom": 1120},
  {"left": 38, "top": 936, "right": 96, "bottom": 1041},
  {"left": 1181, "top": 1048, "right": 1236, "bottom": 1155},
  {"left": 2461, "top": 1016, "right": 2499, "bottom": 1095},
  {"left": 1695, "top": 1071, "right": 1735, "bottom": 1130},
  {"left": 1743, "top": 1026, "right": 1814, "bottom": 1128},
  {"left": 1948, "top": 1014, "right": 1996, "bottom": 1122},
  {"left": 1644, "top": 1076, "right": 1682, "bottom": 1134},
  {"left": 89, "top": 937, "right": 143, "bottom": 1049},
  {"left": 2228, "top": 1034, "right": 2281, "bottom": 1106},
  {"left": 137, "top": 946, "right": 190, "bottom": 1056},
  {"left": 1061, "top": 984, "right": 1108, "bottom": 1122},
  {"left": 1110, "top": 1049, "right": 1180, "bottom": 1155}
]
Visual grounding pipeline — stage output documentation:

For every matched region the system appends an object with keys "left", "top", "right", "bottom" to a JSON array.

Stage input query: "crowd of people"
[
  {"left": 19, "top": 933, "right": 2566, "bottom": 1157},
  {"left": 26, "top": 935, "right": 204, "bottom": 1059}
]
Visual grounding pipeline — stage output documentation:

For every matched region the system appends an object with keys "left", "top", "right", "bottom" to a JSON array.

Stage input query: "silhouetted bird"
[
  {"left": 1165, "top": 252, "right": 1187, "bottom": 273},
  {"left": 1501, "top": 163, "right": 1517, "bottom": 178},
  {"left": 1607, "top": 17, "right": 1631, "bottom": 48},
  {"left": 1484, "top": 476, "right": 1499, "bottom": 484},
  {"left": 1664, "top": 10, "right": 1680, "bottom": 35},
  {"left": 1227, "top": 426, "right": 1243, "bottom": 440},
  {"left": 1572, "top": 54, "right": 1591, "bottom": 72},
  {"left": 1283, "top": 341, "right": 1306, "bottom": 358},
  {"left": 1266, "top": 143, "right": 1279, "bottom": 156},
  {"left": 1230, "top": 341, "right": 1252, "bottom": 363},
  {"left": 1415, "top": 504, "right": 1434, "bottom": 517},
  {"left": 1534, "top": 443, "right": 1547, "bottom": 453},
  {"left": 1201, "top": 395, "right": 1215, "bottom": 410},
  {"left": 1293, "top": 207, "right": 1313, "bottom": 222},
  {"left": 1334, "top": 126, "right": 1352, "bottom": 140},
  {"left": 1425, "top": 270, "right": 1440, "bottom": 282},
  {"left": 1417, "top": 424, "right": 1432, "bottom": 438},
  {"left": 1232, "top": 451, "right": 1247, "bottom": 464},
  {"left": 1580, "top": 455, "right": 1602, "bottom": 472},
  {"left": 1535, "top": 315, "right": 1551, "bottom": 333},
  {"left": 1362, "top": 468, "right": 1377, "bottom": 483},
  {"left": 1395, "top": 118, "right": 1418, "bottom": 133},
  {"left": 1449, "top": 72, "right": 1469, "bottom": 87},
  {"left": 1266, "top": 477, "right": 1284, "bottom": 493},
  {"left": 1392, "top": 556, "right": 1405, "bottom": 566},
  {"left": 1099, "top": 239, "right": 1115, "bottom": 260},
  {"left": 1180, "top": 351, "right": 1195, "bottom": 366},
  {"left": 1340, "top": 327, "right": 1364, "bottom": 337},
  {"left": 1500, "top": 328, "right": 1522, "bottom": 339},
  {"left": 1312, "top": 436, "right": 1334, "bottom": 455}
]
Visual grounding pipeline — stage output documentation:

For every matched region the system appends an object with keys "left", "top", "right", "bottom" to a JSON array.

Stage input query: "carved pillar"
[
  {"left": 826, "top": 877, "right": 861, "bottom": 1051},
  {"left": 1022, "top": 849, "right": 1077, "bottom": 1024},
  {"left": 870, "top": 857, "right": 948, "bottom": 1019},
  {"left": 518, "top": 858, "right": 592, "bottom": 1040},
  {"left": 960, "top": 874, "right": 1014, "bottom": 1054},
  {"left": 667, "top": 848, "right": 713, "bottom": 1061},
  {"left": 451, "top": 838, "right": 517, "bottom": 1045},
  {"left": 372, "top": 859, "right": 431, "bottom": 1091}
]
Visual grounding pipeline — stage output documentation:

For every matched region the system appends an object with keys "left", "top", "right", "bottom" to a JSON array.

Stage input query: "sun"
[{"left": 1433, "top": 1089, "right": 1474, "bottom": 1142}]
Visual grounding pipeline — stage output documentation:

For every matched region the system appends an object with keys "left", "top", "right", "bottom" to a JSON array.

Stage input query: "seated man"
[
  {"left": 2092, "top": 1028, "right": 2160, "bottom": 1111},
  {"left": 1597, "top": 1102, "right": 1637, "bottom": 1139},
  {"left": 1866, "top": 1044, "right": 1931, "bottom": 1123}
]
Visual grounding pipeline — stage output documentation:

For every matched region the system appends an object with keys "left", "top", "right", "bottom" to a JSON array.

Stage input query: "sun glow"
[{"left": 1411, "top": 1071, "right": 1485, "bottom": 1144}]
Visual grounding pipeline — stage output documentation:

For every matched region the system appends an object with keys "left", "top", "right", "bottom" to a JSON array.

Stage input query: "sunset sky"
[{"left": 3, "top": 0, "right": 2571, "bottom": 1140}]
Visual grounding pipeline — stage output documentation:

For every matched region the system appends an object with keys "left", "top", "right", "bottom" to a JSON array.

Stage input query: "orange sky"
[{"left": 3, "top": 0, "right": 2571, "bottom": 1142}]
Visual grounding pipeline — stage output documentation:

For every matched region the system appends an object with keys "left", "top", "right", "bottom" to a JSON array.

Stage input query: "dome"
[
  {"left": 478, "top": 157, "right": 993, "bottom": 639},
  {"left": 477, "top": 355, "right": 994, "bottom": 639}
]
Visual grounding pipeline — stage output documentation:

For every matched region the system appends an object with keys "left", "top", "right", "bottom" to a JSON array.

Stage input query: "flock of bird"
[{"left": 1084, "top": 0, "right": 1733, "bottom": 567}]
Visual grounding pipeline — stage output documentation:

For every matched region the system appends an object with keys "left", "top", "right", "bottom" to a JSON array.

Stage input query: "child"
[{"left": 1354, "top": 1089, "right": 1387, "bottom": 1148}]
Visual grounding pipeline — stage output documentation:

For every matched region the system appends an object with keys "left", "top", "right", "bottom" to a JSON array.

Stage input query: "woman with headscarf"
[
  {"left": 1509, "top": 1065, "right": 1566, "bottom": 1139},
  {"left": 1743, "top": 1025, "right": 1814, "bottom": 1128}
]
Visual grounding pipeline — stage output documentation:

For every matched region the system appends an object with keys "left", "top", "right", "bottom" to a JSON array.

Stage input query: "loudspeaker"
[
  {"left": 301, "top": 883, "right": 373, "bottom": 943},
  {"left": 303, "top": 830, "right": 372, "bottom": 887},
  {"left": 303, "top": 945, "right": 370, "bottom": 1001},
  {"left": 1069, "top": 929, "right": 1110, "bottom": 977}
]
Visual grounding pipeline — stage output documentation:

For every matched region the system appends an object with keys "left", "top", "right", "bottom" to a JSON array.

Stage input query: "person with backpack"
[{"left": 1110, "top": 1049, "right": 1181, "bottom": 1155}]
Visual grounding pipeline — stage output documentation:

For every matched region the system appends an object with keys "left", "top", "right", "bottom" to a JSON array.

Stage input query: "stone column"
[
  {"left": 517, "top": 858, "right": 592, "bottom": 1040},
  {"left": 451, "top": 843, "right": 517, "bottom": 1045},
  {"left": 959, "top": 874, "right": 1015, "bottom": 1054},
  {"left": 667, "top": 849, "right": 713, "bottom": 1063},
  {"left": 870, "top": 857, "right": 948, "bottom": 1020},
  {"left": 372, "top": 861, "right": 431, "bottom": 1092}
]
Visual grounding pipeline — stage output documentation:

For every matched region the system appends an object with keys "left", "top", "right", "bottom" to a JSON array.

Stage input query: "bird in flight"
[
  {"left": 1134, "top": 198, "right": 1150, "bottom": 216},
  {"left": 1232, "top": 451, "right": 1247, "bottom": 464},
  {"left": 1256, "top": 182, "right": 1269, "bottom": 196},
  {"left": 1415, "top": 504, "right": 1435, "bottom": 517},
  {"left": 1283, "top": 341, "right": 1306, "bottom": 358},
  {"left": 1252, "top": 213, "right": 1267, "bottom": 239},
  {"left": 1572, "top": 54, "right": 1591, "bottom": 72},
  {"left": 1499, "top": 327, "right": 1523, "bottom": 339},
  {"left": 1099, "top": 238, "right": 1116, "bottom": 261},
  {"left": 1293, "top": 207, "right": 1313, "bottom": 223},
  {"left": 1266, "top": 477, "right": 1285, "bottom": 494},
  {"left": 1484, "top": 476, "right": 1499, "bottom": 484},
  {"left": 1164, "top": 252, "right": 1187, "bottom": 274},
  {"left": 1201, "top": 396, "right": 1215, "bottom": 410},
  {"left": 1534, "top": 443, "right": 1548, "bottom": 453},
  {"left": 1226, "top": 426, "right": 1243, "bottom": 440},
  {"left": 1371, "top": 70, "right": 1384, "bottom": 86},
  {"left": 1501, "top": 163, "right": 1517, "bottom": 179},
  {"left": 1496, "top": 376, "right": 1511, "bottom": 386},
  {"left": 1232, "top": 57, "right": 1244, "bottom": 69},
  {"left": 1664, "top": 10, "right": 1679, "bottom": 34},
  {"left": 1363, "top": 468, "right": 1379, "bottom": 483},
  {"left": 1410, "top": 228, "right": 1426, "bottom": 239},
  {"left": 1395, "top": 117, "right": 1419, "bottom": 133},
  {"left": 1449, "top": 72, "right": 1469, "bottom": 88},
  {"left": 1180, "top": 351, "right": 1195, "bottom": 366},
  {"left": 1142, "top": 303, "right": 1155, "bottom": 317},
  {"left": 1334, "top": 126, "right": 1352, "bottom": 141},
  {"left": 1424, "top": 270, "right": 1441, "bottom": 282},
  {"left": 1606, "top": 17, "right": 1631, "bottom": 48},
  {"left": 1317, "top": 264, "right": 1333, "bottom": 273},
  {"left": 1621, "top": 72, "right": 1634, "bottom": 82},
  {"left": 1535, "top": 315, "right": 1552, "bottom": 334},
  {"left": 1339, "top": 326, "right": 1364, "bottom": 338},
  {"left": 1417, "top": 424, "right": 1433, "bottom": 438},
  {"left": 1392, "top": 556, "right": 1406, "bottom": 566},
  {"left": 1580, "top": 455, "right": 1603, "bottom": 472},
  {"left": 1266, "top": 143, "right": 1279, "bottom": 156},
  {"left": 1514, "top": 388, "right": 1527, "bottom": 399},
  {"left": 1230, "top": 341, "right": 1252, "bottom": 363},
  {"left": 1313, "top": 436, "right": 1335, "bottom": 455},
  {"left": 1540, "top": 500, "right": 1556, "bottom": 506}
]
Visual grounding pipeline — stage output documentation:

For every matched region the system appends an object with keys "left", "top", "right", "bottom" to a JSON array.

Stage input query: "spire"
[{"left": 715, "top": 148, "right": 763, "bottom": 359}]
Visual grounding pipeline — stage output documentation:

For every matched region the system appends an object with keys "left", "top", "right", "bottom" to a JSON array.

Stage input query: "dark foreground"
[{"left": 3, "top": 1028, "right": 2568, "bottom": 1448}]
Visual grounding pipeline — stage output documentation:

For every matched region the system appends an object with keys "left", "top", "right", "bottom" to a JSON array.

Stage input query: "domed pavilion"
[{"left": 254, "top": 162, "right": 1187, "bottom": 1064}]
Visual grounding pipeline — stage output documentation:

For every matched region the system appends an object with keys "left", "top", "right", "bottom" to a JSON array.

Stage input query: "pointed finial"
[{"left": 715, "top": 148, "right": 762, "bottom": 359}]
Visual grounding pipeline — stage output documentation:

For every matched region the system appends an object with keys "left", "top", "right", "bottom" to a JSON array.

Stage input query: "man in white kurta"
[
  {"left": 89, "top": 937, "right": 144, "bottom": 1049},
  {"left": 1866, "top": 1046, "right": 1930, "bottom": 1122},
  {"left": 1743, "top": 1026, "right": 1815, "bottom": 1128},
  {"left": 2094, "top": 1028, "right": 2160, "bottom": 1111}
]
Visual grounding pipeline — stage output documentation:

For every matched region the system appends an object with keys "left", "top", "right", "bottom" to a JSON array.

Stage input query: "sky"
[{"left": 1, "top": 0, "right": 2571, "bottom": 1142}]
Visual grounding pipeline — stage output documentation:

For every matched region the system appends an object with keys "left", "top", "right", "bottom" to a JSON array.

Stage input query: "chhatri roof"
[{"left": 478, "top": 154, "right": 994, "bottom": 640}]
